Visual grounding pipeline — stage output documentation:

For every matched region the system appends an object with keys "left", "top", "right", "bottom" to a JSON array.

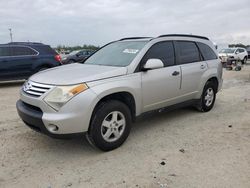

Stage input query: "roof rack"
[
  {"left": 7, "top": 42, "right": 44, "bottom": 45},
  {"left": 119, "top": 37, "right": 152, "bottom": 41},
  {"left": 158, "top": 34, "right": 209, "bottom": 40}
]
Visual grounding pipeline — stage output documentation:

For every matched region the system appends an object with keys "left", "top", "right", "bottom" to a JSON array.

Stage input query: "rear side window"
[
  {"left": 0, "top": 47, "right": 11, "bottom": 56},
  {"left": 176, "top": 41, "right": 200, "bottom": 64},
  {"left": 143, "top": 41, "right": 175, "bottom": 67},
  {"left": 11, "top": 46, "right": 37, "bottom": 56},
  {"left": 35, "top": 45, "right": 57, "bottom": 55},
  {"left": 197, "top": 42, "right": 217, "bottom": 60}
]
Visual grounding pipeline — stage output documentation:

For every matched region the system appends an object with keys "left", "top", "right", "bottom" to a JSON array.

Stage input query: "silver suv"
[{"left": 16, "top": 34, "right": 223, "bottom": 151}]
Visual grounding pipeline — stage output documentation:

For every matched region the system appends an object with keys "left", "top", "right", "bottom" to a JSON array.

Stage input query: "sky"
[{"left": 0, "top": 0, "right": 250, "bottom": 48}]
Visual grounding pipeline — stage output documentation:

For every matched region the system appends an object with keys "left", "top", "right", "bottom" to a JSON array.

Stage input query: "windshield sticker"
[{"left": 123, "top": 49, "right": 139, "bottom": 54}]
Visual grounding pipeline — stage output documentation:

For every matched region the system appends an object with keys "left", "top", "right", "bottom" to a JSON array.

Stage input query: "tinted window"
[
  {"left": 0, "top": 47, "right": 11, "bottom": 56},
  {"left": 11, "top": 46, "right": 37, "bottom": 56},
  {"left": 81, "top": 51, "right": 88, "bottom": 55},
  {"left": 197, "top": 42, "right": 217, "bottom": 60},
  {"left": 36, "top": 45, "right": 56, "bottom": 55},
  {"left": 176, "top": 41, "right": 200, "bottom": 64},
  {"left": 143, "top": 41, "right": 175, "bottom": 67},
  {"left": 239, "top": 49, "right": 245, "bottom": 53}
]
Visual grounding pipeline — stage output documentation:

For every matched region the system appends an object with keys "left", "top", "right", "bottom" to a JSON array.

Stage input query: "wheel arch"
[
  {"left": 196, "top": 73, "right": 220, "bottom": 99},
  {"left": 32, "top": 63, "right": 53, "bottom": 72},
  {"left": 91, "top": 91, "right": 136, "bottom": 123},
  {"left": 207, "top": 77, "right": 219, "bottom": 93}
]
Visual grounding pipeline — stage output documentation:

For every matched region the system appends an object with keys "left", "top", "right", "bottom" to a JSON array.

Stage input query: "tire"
[
  {"left": 87, "top": 100, "right": 132, "bottom": 151},
  {"left": 242, "top": 57, "right": 247, "bottom": 64},
  {"left": 196, "top": 81, "right": 216, "bottom": 112},
  {"left": 235, "top": 66, "right": 241, "bottom": 71}
]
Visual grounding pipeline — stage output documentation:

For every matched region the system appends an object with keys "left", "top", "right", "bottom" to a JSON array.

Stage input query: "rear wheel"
[
  {"left": 87, "top": 100, "right": 132, "bottom": 151},
  {"left": 242, "top": 57, "right": 247, "bottom": 64},
  {"left": 36, "top": 66, "right": 50, "bottom": 72},
  {"left": 196, "top": 81, "right": 216, "bottom": 112}
]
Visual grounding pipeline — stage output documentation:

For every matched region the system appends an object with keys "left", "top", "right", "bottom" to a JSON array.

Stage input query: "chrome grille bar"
[{"left": 23, "top": 80, "right": 53, "bottom": 97}]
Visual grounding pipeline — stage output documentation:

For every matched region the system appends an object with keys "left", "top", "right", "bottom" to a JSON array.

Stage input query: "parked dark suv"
[
  {"left": 61, "top": 49, "right": 95, "bottom": 64},
  {"left": 0, "top": 42, "right": 61, "bottom": 81}
]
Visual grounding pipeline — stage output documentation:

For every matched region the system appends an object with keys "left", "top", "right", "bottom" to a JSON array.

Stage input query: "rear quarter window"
[
  {"left": 197, "top": 42, "right": 217, "bottom": 60},
  {"left": 35, "top": 45, "right": 57, "bottom": 55}
]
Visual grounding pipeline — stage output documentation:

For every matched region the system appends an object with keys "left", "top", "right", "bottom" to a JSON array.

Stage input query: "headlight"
[{"left": 44, "top": 83, "right": 88, "bottom": 111}]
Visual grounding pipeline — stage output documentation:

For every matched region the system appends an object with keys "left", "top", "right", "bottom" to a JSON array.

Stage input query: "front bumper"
[
  {"left": 16, "top": 100, "right": 81, "bottom": 138},
  {"left": 17, "top": 85, "right": 99, "bottom": 137}
]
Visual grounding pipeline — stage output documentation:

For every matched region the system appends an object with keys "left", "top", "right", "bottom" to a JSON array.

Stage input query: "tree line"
[
  {"left": 228, "top": 43, "right": 250, "bottom": 49},
  {"left": 55, "top": 44, "right": 100, "bottom": 52}
]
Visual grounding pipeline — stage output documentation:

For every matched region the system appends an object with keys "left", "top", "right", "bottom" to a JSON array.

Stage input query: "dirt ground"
[{"left": 0, "top": 63, "right": 250, "bottom": 188}]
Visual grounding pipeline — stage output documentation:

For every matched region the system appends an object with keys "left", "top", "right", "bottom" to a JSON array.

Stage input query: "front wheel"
[
  {"left": 87, "top": 100, "right": 132, "bottom": 151},
  {"left": 196, "top": 81, "right": 216, "bottom": 112}
]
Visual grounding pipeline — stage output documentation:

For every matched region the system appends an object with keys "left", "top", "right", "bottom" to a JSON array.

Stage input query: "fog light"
[{"left": 48, "top": 124, "right": 59, "bottom": 132}]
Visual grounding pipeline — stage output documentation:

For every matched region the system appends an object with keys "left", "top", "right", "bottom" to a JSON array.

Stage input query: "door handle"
[
  {"left": 200, "top": 64, "right": 206, "bottom": 69},
  {"left": 172, "top": 71, "right": 180, "bottom": 76}
]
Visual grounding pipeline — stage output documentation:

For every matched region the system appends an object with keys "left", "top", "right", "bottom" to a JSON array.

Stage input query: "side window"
[
  {"left": 0, "top": 47, "right": 12, "bottom": 57},
  {"left": 239, "top": 49, "right": 245, "bottom": 53},
  {"left": 11, "top": 46, "right": 37, "bottom": 56},
  {"left": 143, "top": 41, "right": 175, "bottom": 67},
  {"left": 82, "top": 51, "right": 88, "bottom": 55},
  {"left": 176, "top": 41, "right": 200, "bottom": 64},
  {"left": 197, "top": 42, "right": 217, "bottom": 60}
]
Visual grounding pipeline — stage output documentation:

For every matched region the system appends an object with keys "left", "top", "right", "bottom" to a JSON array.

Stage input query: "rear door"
[
  {"left": 141, "top": 41, "right": 182, "bottom": 112},
  {"left": 9, "top": 46, "right": 38, "bottom": 78},
  {"left": 0, "top": 46, "right": 14, "bottom": 80},
  {"left": 175, "top": 41, "right": 207, "bottom": 100}
]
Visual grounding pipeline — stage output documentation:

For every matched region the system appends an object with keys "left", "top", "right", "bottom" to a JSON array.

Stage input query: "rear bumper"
[{"left": 16, "top": 100, "right": 82, "bottom": 139}]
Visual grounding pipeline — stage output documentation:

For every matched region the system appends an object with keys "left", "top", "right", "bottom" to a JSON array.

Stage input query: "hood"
[
  {"left": 218, "top": 53, "right": 234, "bottom": 57},
  {"left": 30, "top": 63, "right": 127, "bottom": 85}
]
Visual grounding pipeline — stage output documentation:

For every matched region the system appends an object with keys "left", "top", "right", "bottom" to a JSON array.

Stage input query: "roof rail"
[
  {"left": 158, "top": 34, "right": 209, "bottom": 40},
  {"left": 7, "top": 42, "right": 44, "bottom": 45},
  {"left": 119, "top": 37, "right": 152, "bottom": 41}
]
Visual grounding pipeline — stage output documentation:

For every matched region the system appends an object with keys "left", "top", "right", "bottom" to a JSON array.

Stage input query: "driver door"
[{"left": 141, "top": 41, "right": 181, "bottom": 112}]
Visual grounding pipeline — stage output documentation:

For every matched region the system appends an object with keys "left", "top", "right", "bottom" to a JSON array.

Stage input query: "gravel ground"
[{"left": 0, "top": 63, "right": 250, "bottom": 188}]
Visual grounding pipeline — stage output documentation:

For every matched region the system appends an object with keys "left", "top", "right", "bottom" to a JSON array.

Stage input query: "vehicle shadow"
[
  {"left": 33, "top": 107, "right": 196, "bottom": 156},
  {"left": 0, "top": 80, "right": 24, "bottom": 88}
]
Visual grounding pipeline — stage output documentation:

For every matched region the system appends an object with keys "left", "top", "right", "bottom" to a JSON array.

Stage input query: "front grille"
[{"left": 23, "top": 80, "right": 53, "bottom": 97}]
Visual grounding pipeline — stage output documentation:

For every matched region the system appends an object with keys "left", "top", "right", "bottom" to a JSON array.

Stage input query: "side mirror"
[
  {"left": 142, "top": 59, "right": 164, "bottom": 71},
  {"left": 235, "top": 51, "right": 239, "bottom": 54}
]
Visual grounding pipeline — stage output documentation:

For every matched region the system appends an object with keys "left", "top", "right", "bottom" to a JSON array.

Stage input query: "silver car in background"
[{"left": 16, "top": 34, "right": 223, "bottom": 151}]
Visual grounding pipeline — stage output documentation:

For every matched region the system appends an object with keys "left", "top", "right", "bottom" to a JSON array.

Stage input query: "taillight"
[{"left": 54, "top": 55, "right": 61, "bottom": 62}]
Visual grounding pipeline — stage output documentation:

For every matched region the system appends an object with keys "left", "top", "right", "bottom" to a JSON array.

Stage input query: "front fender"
[{"left": 88, "top": 74, "right": 142, "bottom": 116}]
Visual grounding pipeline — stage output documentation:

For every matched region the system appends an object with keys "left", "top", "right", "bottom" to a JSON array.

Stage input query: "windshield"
[
  {"left": 84, "top": 41, "right": 148, "bottom": 67},
  {"left": 220, "top": 48, "right": 236, "bottom": 53}
]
